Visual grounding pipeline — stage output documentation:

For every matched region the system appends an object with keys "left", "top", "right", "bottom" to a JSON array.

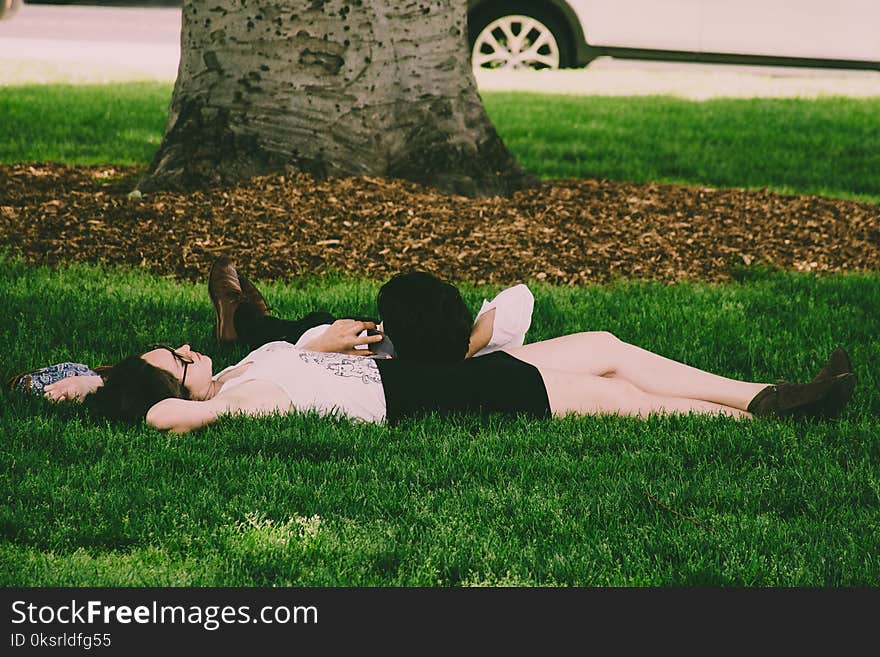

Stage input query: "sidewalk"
[
  {"left": 475, "top": 59, "right": 880, "bottom": 100},
  {"left": 0, "top": 5, "right": 180, "bottom": 84}
]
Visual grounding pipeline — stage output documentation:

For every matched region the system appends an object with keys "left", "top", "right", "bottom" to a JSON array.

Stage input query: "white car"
[{"left": 468, "top": 0, "right": 880, "bottom": 70}]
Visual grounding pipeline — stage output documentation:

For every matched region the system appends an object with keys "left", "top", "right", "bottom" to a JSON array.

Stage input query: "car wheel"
[
  {"left": 469, "top": 3, "right": 574, "bottom": 70},
  {"left": 0, "top": 0, "right": 21, "bottom": 21}
]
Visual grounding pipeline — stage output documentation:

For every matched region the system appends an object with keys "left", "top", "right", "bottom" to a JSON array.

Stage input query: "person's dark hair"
[
  {"left": 377, "top": 271, "right": 472, "bottom": 363},
  {"left": 85, "top": 354, "right": 189, "bottom": 423}
]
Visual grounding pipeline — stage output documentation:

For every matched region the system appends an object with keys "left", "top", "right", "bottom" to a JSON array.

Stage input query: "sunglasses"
[{"left": 148, "top": 344, "right": 195, "bottom": 388}]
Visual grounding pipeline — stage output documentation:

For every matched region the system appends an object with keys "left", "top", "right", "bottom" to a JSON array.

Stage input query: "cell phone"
[{"left": 366, "top": 329, "right": 396, "bottom": 358}]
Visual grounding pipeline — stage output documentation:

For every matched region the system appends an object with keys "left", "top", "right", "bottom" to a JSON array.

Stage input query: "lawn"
[
  {"left": 1, "top": 83, "right": 878, "bottom": 586},
  {"left": 482, "top": 92, "right": 880, "bottom": 204},
  {"left": 2, "top": 259, "right": 878, "bottom": 585},
  {"left": 1, "top": 83, "right": 878, "bottom": 203}
]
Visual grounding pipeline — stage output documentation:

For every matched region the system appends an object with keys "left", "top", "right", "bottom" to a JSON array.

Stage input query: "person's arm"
[
  {"left": 466, "top": 308, "right": 496, "bottom": 358},
  {"left": 44, "top": 375, "right": 104, "bottom": 402},
  {"left": 469, "top": 284, "right": 535, "bottom": 358},
  {"left": 146, "top": 397, "right": 227, "bottom": 433},
  {"left": 146, "top": 380, "right": 292, "bottom": 434},
  {"left": 301, "top": 319, "right": 383, "bottom": 355}
]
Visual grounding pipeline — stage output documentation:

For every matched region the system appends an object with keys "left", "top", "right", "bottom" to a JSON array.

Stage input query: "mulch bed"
[{"left": 1, "top": 163, "right": 878, "bottom": 285}]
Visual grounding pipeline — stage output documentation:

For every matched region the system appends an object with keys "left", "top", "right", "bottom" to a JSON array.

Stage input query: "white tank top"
[{"left": 215, "top": 342, "right": 387, "bottom": 422}]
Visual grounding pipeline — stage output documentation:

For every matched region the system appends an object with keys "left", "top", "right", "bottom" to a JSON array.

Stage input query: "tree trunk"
[{"left": 138, "top": 0, "right": 536, "bottom": 197}]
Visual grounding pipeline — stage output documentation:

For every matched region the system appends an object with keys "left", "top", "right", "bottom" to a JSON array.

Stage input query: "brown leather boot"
[
  {"left": 208, "top": 257, "right": 244, "bottom": 345},
  {"left": 810, "top": 348, "right": 856, "bottom": 418},
  {"left": 811, "top": 347, "right": 852, "bottom": 382},
  {"left": 814, "top": 371, "right": 856, "bottom": 419},
  {"left": 238, "top": 272, "right": 270, "bottom": 316},
  {"left": 748, "top": 372, "right": 855, "bottom": 420}
]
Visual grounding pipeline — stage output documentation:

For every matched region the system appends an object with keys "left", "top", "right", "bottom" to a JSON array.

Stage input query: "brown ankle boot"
[
  {"left": 808, "top": 348, "right": 856, "bottom": 419},
  {"left": 747, "top": 372, "right": 855, "bottom": 419},
  {"left": 238, "top": 273, "right": 270, "bottom": 317},
  {"left": 811, "top": 347, "right": 852, "bottom": 382},
  {"left": 208, "top": 257, "right": 244, "bottom": 345},
  {"left": 814, "top": 371, "right": 857, "bottom": 419}
]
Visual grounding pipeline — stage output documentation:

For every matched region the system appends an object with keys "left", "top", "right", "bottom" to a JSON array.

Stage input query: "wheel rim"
[{"left": 472, "top": 15, "right": 561, "bottom": 70}]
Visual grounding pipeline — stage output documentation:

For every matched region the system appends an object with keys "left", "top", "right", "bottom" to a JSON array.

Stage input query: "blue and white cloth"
[{"left": 8, "top": 362, "right": 98, "bottom": 393}]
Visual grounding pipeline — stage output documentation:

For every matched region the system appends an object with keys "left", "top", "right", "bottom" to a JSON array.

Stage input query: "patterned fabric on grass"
[{"left": 6, "top": 362, "right": 98, "bottom": 393}]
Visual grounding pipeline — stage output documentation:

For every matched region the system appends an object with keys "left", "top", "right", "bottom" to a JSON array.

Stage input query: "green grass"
[
  {"left": 0, "top": 83, "right": 170, "bottom": 165},
  {"left": 2, "top": 258, "right": 878, "bottom": 586},
  {"left": 1, "top": 83, "right": 878, "bottom": 203},
  {"left": 482, "top": 93, "right": 880, "bottom": 204}
]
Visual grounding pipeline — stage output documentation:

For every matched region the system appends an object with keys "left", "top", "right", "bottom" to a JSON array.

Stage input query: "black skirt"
[{"left": 375, "top": 351, "right": 551, "bottom": 424}]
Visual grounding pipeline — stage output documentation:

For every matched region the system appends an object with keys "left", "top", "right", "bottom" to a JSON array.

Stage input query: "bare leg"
[
  {"left": 506, "top": 332, "right": 767, "bottom": 411},
  {"left": 538, "top": 367, "right": 750, "bottom": 419}
]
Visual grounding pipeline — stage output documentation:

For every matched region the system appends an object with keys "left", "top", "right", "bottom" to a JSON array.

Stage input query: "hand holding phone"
[{"left": 367, "top": 328, "right": 396, "bottom": 358}]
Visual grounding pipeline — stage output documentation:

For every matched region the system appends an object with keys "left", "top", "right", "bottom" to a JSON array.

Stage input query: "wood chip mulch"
[{"left": 1, "top": 163, "right": 878, "bottom": 286}]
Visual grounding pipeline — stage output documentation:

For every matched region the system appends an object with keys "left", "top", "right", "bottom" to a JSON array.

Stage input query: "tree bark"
[{"left": 138, "top": 0, "right": 536, "bottom": 197}]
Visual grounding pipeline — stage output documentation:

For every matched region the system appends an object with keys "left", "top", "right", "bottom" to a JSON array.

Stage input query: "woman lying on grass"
[
  {"left": 87, "top": 335, "right": 855, "bottom": 434},
  {"left": 51, "top": 262, "right": 855, "bottom": 433}
]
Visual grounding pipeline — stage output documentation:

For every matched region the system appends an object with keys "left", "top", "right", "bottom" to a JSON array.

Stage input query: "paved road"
[
  {"left": 0, "top": 4, "right": 182, "bottom": 82},
  {"left": 2, "top": 3, "right": 180, "bottom": 42},
  {"left": 2, "top": 3, "right": 879, "bottom": 97}
]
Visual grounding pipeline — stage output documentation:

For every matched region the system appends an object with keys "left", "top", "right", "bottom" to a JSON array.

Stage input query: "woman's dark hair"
[
  {"left": 377, "top": 271, "right": 472, "bottom": 363},
  {"left": 85, "top": 354, "right": 189, "bottom": 423}
]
